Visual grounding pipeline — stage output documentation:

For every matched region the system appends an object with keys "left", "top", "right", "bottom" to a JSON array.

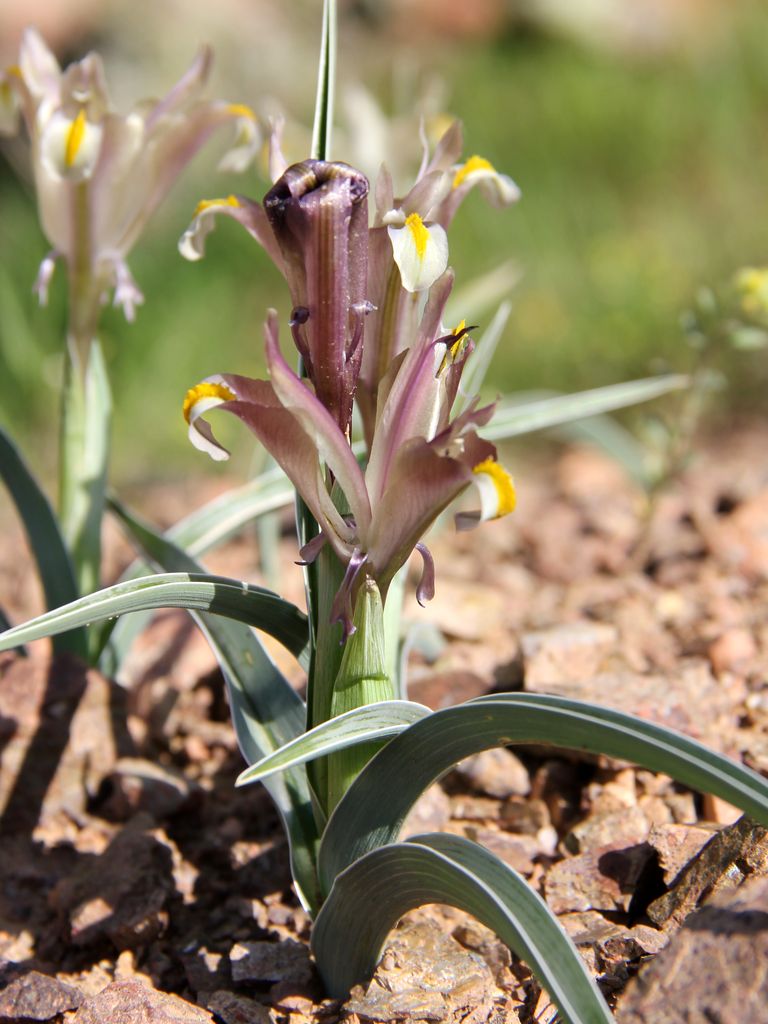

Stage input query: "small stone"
[
  {"left": 618, "top": 875, "right": 768, "bottom": 1023},
  {"left": 402, "top": 784, "right": 452, "bottom": 837},
  {"left": 545, "top": 842, "right": 653, "bottom": 914},
  {"left": 645, "top": 822, "right": 716, "bottom": 885},
  {"left": 708, "top": 627, "right": 757, "bottom": 675},
  {"left": 565, "top": 806, "right": 650, "bottom": 854},
  {"left": 521, "top": 622, "right": 619, "bottom": 687},
  {"left": 453, "top": 748, "right": 530, "bottom": 798},
  {"left": 500, "top": 797, "right": 551, "bottom": 835},
  {"left": 462, "top": 827, "right": 537, "bottom": 875},
  {"left": 229, "top": 940, "right": 314, "bottom": 986},
  {"left": 647, "top": 815, "right": 768, "bottom": 929},
  {"left": 206, "top": 990, "right": 272, "bottom": 1024},
  {"left": 345, "top": 917, "right": 499, "bottom": 1024},
  {"left": 97, "top": 758, "right": 197, "bottom": 821},
  {"left": 51, "top": 827, "right": 176, "bottom": 950},
  {"left": 0, "top": 971, "right": 83, "bottom": 1020},
  {"left": 68, "top": 979, "right": 213, "bottom": 1023}
]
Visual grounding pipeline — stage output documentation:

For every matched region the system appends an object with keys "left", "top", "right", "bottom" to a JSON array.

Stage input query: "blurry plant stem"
[
  {"left": 59, "top": 182, "right": 111, "bottom": 601},
  {"left": 633, "top": 335, "right": 712, "bottom": 559}
]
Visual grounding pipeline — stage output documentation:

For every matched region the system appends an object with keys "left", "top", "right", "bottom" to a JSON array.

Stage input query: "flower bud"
[{"left": 264, "top": 160, "right": 370, "bottom": 432}]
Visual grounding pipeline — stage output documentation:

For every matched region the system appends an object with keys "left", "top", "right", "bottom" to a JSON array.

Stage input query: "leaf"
[
  {"left": 237, "top": 700, "right": 431, "bottom": 786},
  {"left": 0, "top": 424, "right": 87, "bottom": 658},
  {"left": 0, "top": 572, "right": 310, "bottom": 665},
  {"left": 454, "top": 300, "right": 513, "bottom": 414},
  {"left": 311, "top": 0, "right": 338, "bottom": 161},
  {"left": 318, "top": 692, "right": 768, "bottom": 893},
  {"left": 482, "top": 375, "right": 688, "bottom": 441},
  {"left": 59, "top": 341, "right": 111, "bottom": 606},
  {"left": 312, "top": 833, "right": 612, "bottom": 1024},
  {"left": 170, "top": 466, "right": 292, "bottom": 557},
  {"left": 105, "top": 497, "right": 322, "bottom": 913}
]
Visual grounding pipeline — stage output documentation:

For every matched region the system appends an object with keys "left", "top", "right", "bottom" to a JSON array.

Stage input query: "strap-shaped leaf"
[
  {"left": 170, "top": 467, "right": 293, "bottom": 557},
  {"left": 482, "top": 375, "right": 687, "bottom": 442},
  {"left": 319, "top": 692, "right": 768, "bottom": 893},
  {"left": 311, "top": 0, "right": 337, "bottom": 161},
  {"left": 237, "top": 700, "right": 431, "bottom": 786},
  {"left": 0, "top": 425, "right": 86, "bottom": 658},
  {"left": 312, "top": 833, "right": 612, "bottom": 1024},
  {"left": 104, "top": 497, "right": 321, "bottom": 912},
  {"left": 0, "top": 572, "right": 309, "bottom": 665}
]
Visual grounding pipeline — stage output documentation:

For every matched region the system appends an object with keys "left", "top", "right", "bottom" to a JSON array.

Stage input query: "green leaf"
[
  {"left": 312, "top": 833, "right": 612, "bottom": 1024},
  {"left": 454, "top": 300, "right": 513, "bottom": 414},
  {"left": 0, "top": 425, "right": 87, "bottom": 658},
  {"left": 59, "top": 340, "right": 111, "bottom": 605},
  {"left": 0, "top": 572, "right": 310, "bottom": 664},
  {"left": 311, "top": 0, "right": 337, "bottom": 160},
  {"left": 170, "top": 467, "right": 292, "bottom": 557},
  {"left": 482, "top": 375, "right": 688, "bottom": 442},
  {"left": 237, "top": 699, "right": 431, "bottom": 786},
  {"left": 319, "top": 692, "right": 768, "bottom": 894},
  {"left": 443, "top": 259, "right": 520, "bottom": 329},
  {"left": 104, "top": 496, "right": 321, "bottom": 913}
]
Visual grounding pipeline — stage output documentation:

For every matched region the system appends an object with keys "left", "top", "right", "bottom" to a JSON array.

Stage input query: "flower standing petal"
[{"left": 1, "top": 29, "right": 263, "bottom": 348}]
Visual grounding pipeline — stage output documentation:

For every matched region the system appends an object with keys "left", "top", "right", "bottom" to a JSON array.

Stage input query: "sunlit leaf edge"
[
  {"left": 318, "top": 692, "right": 768, "bottom": 892},
  {"left": 312, "top": 833, "right": 612, "bottom": 1024}
]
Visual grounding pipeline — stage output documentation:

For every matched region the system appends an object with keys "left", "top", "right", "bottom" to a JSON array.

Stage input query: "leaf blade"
[
  {"left": 236, "top": 700, "right": 431, "bottom": 786},
  {"left": 319, "top": 692, "right": 768, "bottom": 893},
  {"left": 0, "top": 424, "right": 86, "bottom": 658},
  {"left": 483, "top": 375, "right": 688, "bottom": 441},
  {"left": 312, "top": 834, "right": 612, "bottom": 1024},
  {"left": 0, "top": 572, "right": 310, "bottom": 664}
]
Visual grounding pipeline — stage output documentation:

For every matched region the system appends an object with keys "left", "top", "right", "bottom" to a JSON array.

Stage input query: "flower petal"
[
  {"left": 263, "top": 312, "right": 372, "bottom": 535},
  {"left": 183, "top": 369, "right": 358, "bottom": 554},
  {"left": 178, "top": 193, "right": 282, "bottom": 270},
  {"left": 455, "top": 456, "right": 517, "bottom": 530},
  {"left": 143, "top": 46, "right": 212, "bottom": 130},
  {"left": 387, "top": 212, "right": 448, "bottom": 293}
]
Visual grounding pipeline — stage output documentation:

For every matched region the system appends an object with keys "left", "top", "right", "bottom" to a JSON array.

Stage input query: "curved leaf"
[
  {"left": 483, "top": 375, "right": 688, "bottom": 442},
  {"left": 102, "top": 498, "right": 320, "bottom": 912},
  {"left": 319, "top": 692, "right": 768, "bottom": 893},
  {"left": 0, "top": 572, "right": 310, "bottom": 665},
  {"left": 236, "top": 700, "right": 431, "bottom": 786},
  {"left": 312, "top": 833, "right": 612, "bottom": 1024},
  {"left": 0, "top": 424, "right": 86, "bottom": 658}
]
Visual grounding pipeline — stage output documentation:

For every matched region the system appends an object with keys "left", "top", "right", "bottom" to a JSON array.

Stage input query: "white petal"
[
  {"left": 183, "top": 378, "right": 236, "bottom": 461},
  {"left": 39, "top": 109, "right": 103, "bottom": 179},
  {"left": 388, "top": 213, "right": 448, "bottom": 293}
]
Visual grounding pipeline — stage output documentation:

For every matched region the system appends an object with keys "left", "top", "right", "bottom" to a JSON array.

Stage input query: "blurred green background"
[{"left": 1, "top": 0, "right": 767, "bottom": 487}]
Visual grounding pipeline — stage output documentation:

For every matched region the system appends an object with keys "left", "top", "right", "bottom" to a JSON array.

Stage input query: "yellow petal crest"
[
  {"left": 182, "top": 381, "right": 236, "bottom": 423},
  {"left": 406, "top": 212, "right": 430, "bottom": 261},
  {"left": 453, "top": 155, "right": 494, "bottom": 190},
  {"left": 473, "top": 457, "right": 516, "bottom": 518},
  {"left": 227, "top": 103, "right": 256, "bottom": 120},
  {"left": 65, "top": 109, "right": 87, "bottom": 168},
  {"left": 193, "top": 194, "right": 241, "bottom": 217}
]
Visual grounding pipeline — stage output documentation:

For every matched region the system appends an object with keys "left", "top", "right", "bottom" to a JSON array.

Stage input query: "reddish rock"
[
  {"left": 68, "top": 979, "right": 213, "bottom": 1023},
  {"left": 0, "top": 970, "right": 83, "bottom": 1020}
]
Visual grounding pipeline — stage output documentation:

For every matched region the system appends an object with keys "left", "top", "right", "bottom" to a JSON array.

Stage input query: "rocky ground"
[{"left": 1, "top": 424, "right": 767, "bottom": 1024}]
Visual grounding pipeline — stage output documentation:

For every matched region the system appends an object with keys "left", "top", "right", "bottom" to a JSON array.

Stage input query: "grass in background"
[{"left": 1, "top": 5, "right": 768, "bottom": 486}]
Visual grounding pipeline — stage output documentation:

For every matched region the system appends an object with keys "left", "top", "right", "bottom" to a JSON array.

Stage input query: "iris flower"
[
  {"left": 181, "top": 145, "right": 517, "bottom": 635},
  {"left": 0, "top": 28, "right": 260, "bottom": 346}
]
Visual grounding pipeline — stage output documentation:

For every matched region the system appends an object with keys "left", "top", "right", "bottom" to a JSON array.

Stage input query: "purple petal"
[
  {"left": 415, "top": 543, "right": 436, "bottom": 606},
  {"left": 330, "top": 549, "right": 367, "bottom": 640},
  {"left": 264, "top": 312, "right": 372, "bottom": 535}
]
